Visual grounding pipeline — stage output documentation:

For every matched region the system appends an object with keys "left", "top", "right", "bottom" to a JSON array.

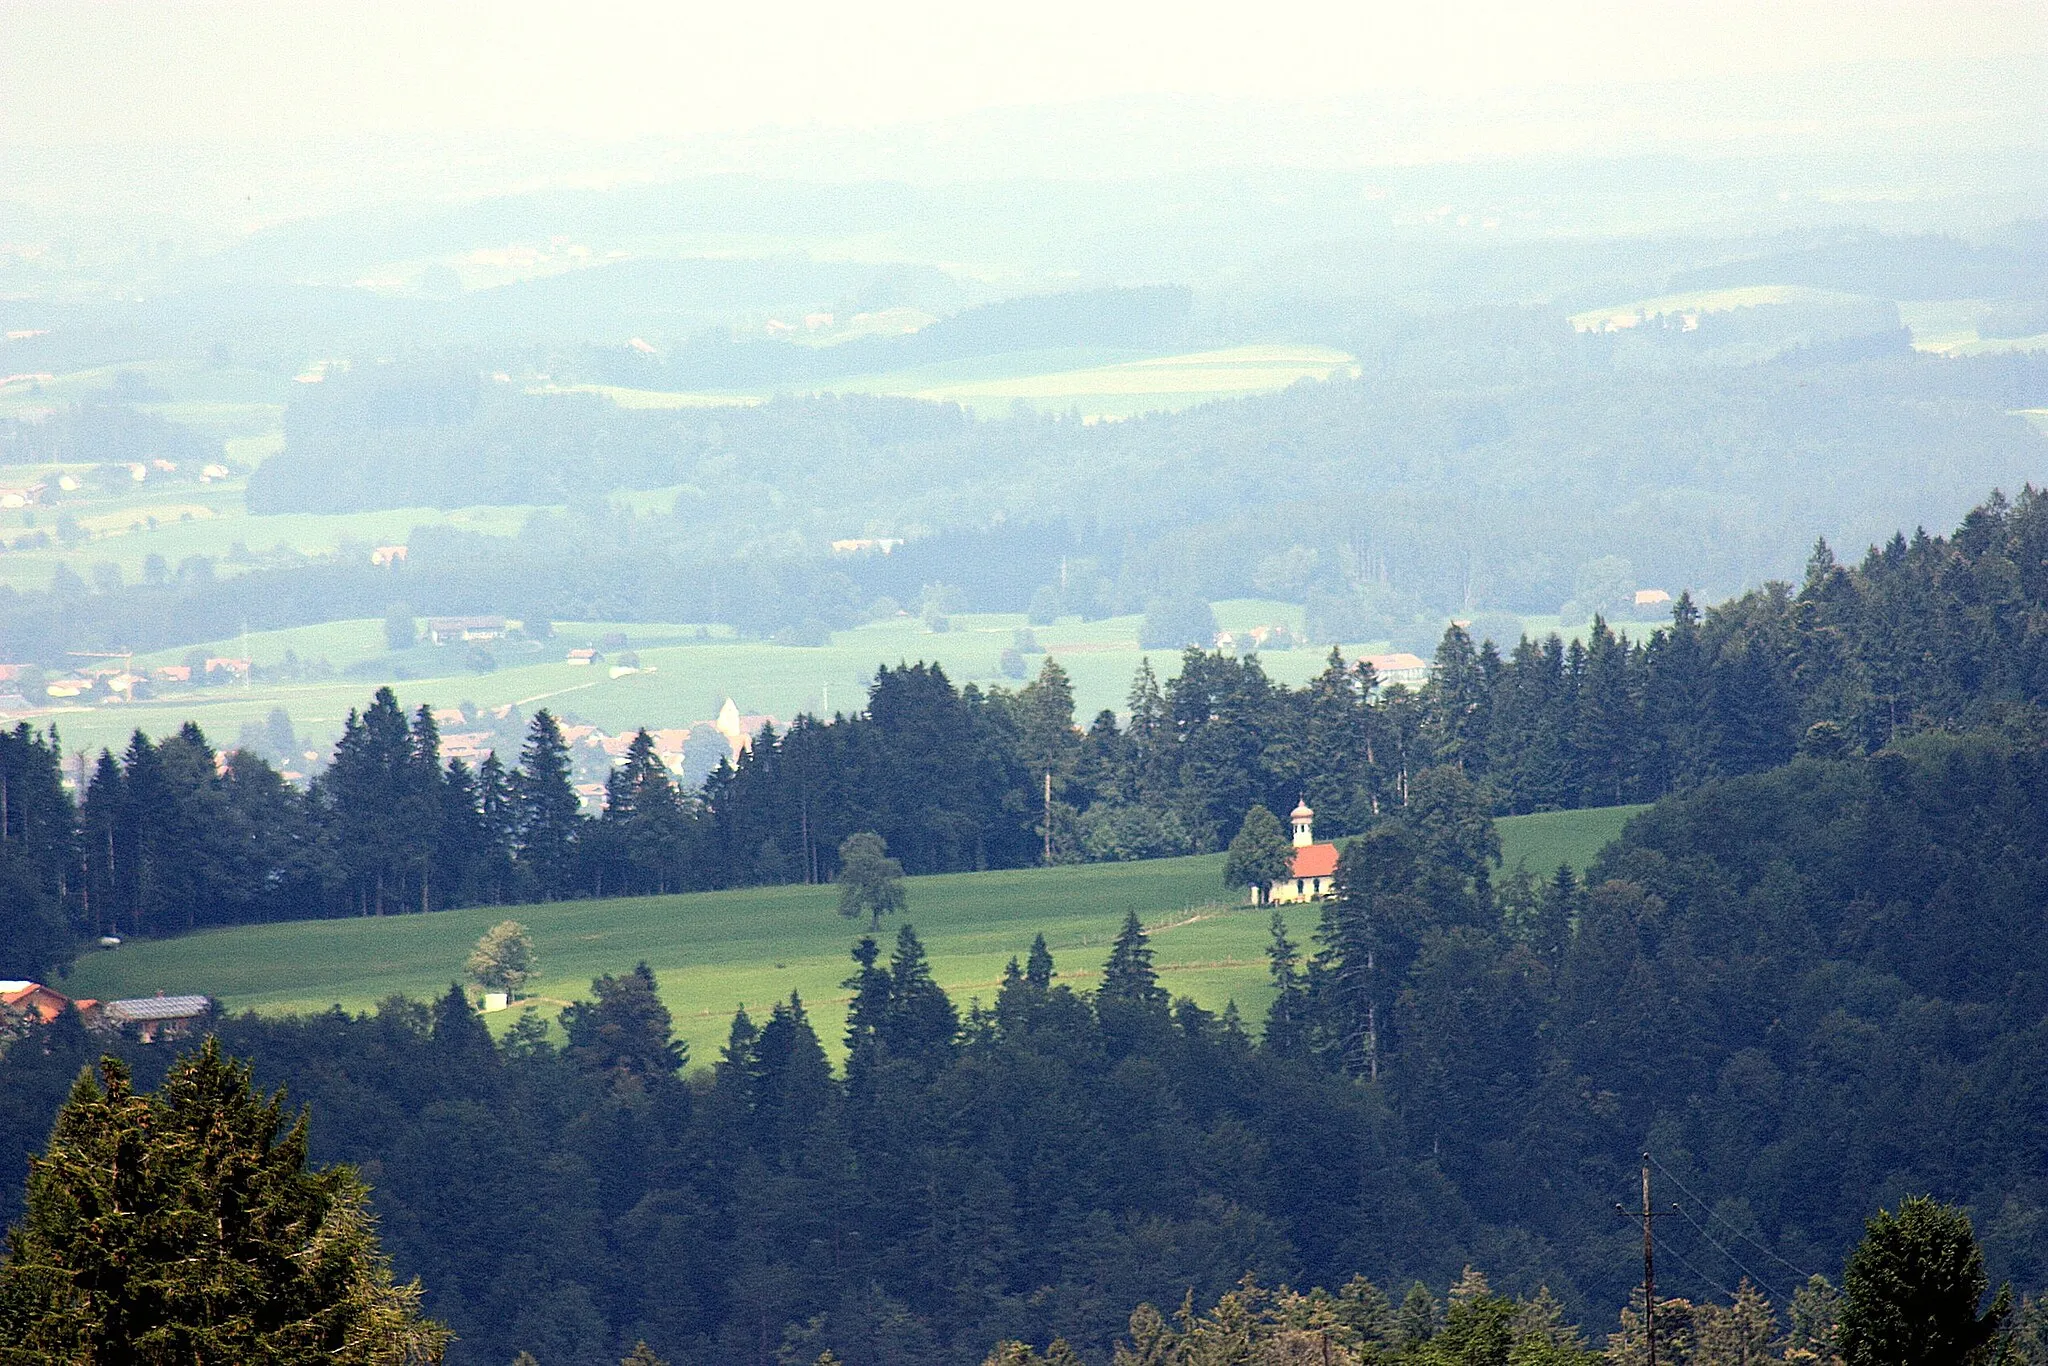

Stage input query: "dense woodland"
[
  {"left": 4, "top": 715, "right": 2048, "bottom": 1363},
  {"left": 7, "top": 314, "right": 2048, "bottom": 661},
  {"left": 13, "top": 488, "right": 2048, "bottom": 972}
]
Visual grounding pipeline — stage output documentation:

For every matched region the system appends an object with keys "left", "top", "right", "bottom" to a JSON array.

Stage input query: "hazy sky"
[{"left": 5, "top": 0, "right": 2043, "bottom": 147}]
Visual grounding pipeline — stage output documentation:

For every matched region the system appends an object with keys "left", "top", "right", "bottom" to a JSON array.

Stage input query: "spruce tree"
[
  {"left": 511, "top": 709, "right": 581, "bottom": 898},
  {"left": 0, "top": 1040, "right": 448, "bottom": 1363},
  {"left": 841, "top": 935, "right": 891, "bottom": 1090},
  {"left": 1100, "top": 911, "right": 1167, "bottom": 1009},
  {"left": 883, "top": 924, "right": 959, "bottom": 1065},
  {"left": 1025, "top": 933, "right": 1055, "bottom": 989},
  {"left": 560, "top": 962, "right": 685, "bottom": 1086},
  {"left": 1263, "top": 912, "right": 1309, "bottom": 1058}
]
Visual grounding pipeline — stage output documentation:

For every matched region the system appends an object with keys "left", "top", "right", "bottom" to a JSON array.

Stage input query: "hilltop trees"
[
  {"left": 0, "top": 1040, "right": 447, "bottom": 1363},
  {"left": 49, "top": 488, "right": 2048, "bottom": 960}
]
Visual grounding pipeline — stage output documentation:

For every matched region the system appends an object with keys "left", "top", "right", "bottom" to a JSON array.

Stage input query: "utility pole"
[{"left": 1616, "top": 1155, "right": 1677, "bottom": 1366}]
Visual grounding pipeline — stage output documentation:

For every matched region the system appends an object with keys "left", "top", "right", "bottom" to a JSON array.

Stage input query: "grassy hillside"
[
  {"left": 1496, "top": 804, "right": 1648, "bottom": 876},
  {"left": 60, "top": 805, "right": 1637, "bottom": 1064}
]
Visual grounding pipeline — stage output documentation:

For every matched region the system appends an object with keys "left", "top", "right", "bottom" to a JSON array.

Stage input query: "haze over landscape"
[{"left": 2, "top": 3, "right": 2048, "bottom": 1364}]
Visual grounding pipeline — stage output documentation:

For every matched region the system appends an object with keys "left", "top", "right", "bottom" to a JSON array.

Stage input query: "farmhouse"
[
  {"left": 427, "top": 616, "right": 507, "bottom": 645},
  {"left": 1263, "top": 800, "right": 1340, "bottom": 905},
  {"left": 1362, "top": 652, "right": 1430, "bottom": 688},
  {"left": 101, "top": 993, "right": 213, "bottom": 1043},
  {"left": 0, "top": 980, "right": 73, "bottom": 1023}
]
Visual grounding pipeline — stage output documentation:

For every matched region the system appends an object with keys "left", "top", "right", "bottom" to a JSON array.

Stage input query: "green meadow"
[
  {"left": 539, "top": 343, "right": 1358, "bottom": 420},
  {"left": 61, "top": 806, "right": 1633, "bottom": 1065}
]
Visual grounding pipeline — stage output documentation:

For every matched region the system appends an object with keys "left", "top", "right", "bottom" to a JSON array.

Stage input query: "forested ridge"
[
  {"left": 0, "top": 494, "right": 2046, "bottom": 1362},
  {"left": 8, "top": 318, "right": 2048, "bottom": 662},
  {"left": 14, "top": 489, "right": 2048, "bottom": 970},
  {"left": 4, "top": 717, "right": 2048, "bottom": 1363}
]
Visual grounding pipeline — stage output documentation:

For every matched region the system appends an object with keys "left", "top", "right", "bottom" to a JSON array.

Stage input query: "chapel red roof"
[{"left": 1290, "top": 843, "right": 1339, "bottom": 879}]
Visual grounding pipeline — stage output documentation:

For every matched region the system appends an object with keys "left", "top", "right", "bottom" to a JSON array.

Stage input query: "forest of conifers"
[
  {"left": 10, "top": 488, "right": 2048, "bottom": 966},
  {"left": 3, "top": 714, "right": 2048, "bottom": 1364},
  {"left": 6, "top": 489, "right": 2048, "bottom": 1363}
]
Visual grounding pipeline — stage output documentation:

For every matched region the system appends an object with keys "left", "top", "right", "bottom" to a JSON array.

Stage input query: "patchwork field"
[
  {"left": 41, "top": 601, "right": 1396, "bottom": 760},
  {"left": 60, "top": 805, "right": 1636, "bottom": 1064}
]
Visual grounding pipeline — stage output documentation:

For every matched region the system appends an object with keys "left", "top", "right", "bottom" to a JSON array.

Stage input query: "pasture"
[
  {"left": 530, "top": 344, "right": 1359, "bottom": 420},
  {"left": 62, "top": 805, "right": 1636, "bottom": 1064}
]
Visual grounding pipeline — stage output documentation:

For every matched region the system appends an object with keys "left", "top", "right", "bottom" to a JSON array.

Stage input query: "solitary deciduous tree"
[
  {"left": 1841, "top": 1196, "right": 2008, "bottom": 1366},
  {"left": 835, "top": 832, "right": 906, "bottom": 928},
  {"left": 1223, "top": 805, "right": 1295, "bottom": 903},
  {"left": 0, "top": 1039, "right": 448, "bottom": 1363},
  {"left": 467, "top": 919, "right": 537, "bottom": 996}
]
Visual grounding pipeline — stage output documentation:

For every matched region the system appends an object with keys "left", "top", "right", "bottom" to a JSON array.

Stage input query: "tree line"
[
  {"left": 19, "top": 488, "right": 2048, "bottom": 973},
  {"left": 5, "top": 710, "right": 2048, "bottom": 1363}
]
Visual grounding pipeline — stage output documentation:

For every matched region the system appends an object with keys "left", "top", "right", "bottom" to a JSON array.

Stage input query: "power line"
[
  {"left": 1660, "top": 1235, "right": 1741, "bottom": 1303},
  {"left": 1648, "top": 1153, "right": 1816, "bottom": 1283},
  {"left": 1672, "top": 1203, "right": 1796, "bottom": 1301}
]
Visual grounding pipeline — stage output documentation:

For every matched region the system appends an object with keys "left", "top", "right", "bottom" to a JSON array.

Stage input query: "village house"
[
  {"left": 427, "top": 616, "right": 507, "bottom": 645},
  {"left": 1261, "top": 800, "right": 1340, "bottom": 905},
  {"left": 102, "top": 993, "right": 214, "bottom": 1043},
  {"left": 565, "top": 647, "right": 600, "bottom": 665},
  {"left": 0, "top": 980, "right": 74, "bottom": 1024},
  {"left": 1363, "top": 652, "right": 1430, "bottom": 688}
]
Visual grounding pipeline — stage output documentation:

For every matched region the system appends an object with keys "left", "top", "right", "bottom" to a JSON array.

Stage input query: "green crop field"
[
  {"left": 833, "top": 343, "right": 1360, "bottom": 419},
  {"left": 532, "top": 344, "right": 1357, "bottom": 420},
  {"left": 59, "top": 806, "right": 1639, "bottom": 1064}
]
